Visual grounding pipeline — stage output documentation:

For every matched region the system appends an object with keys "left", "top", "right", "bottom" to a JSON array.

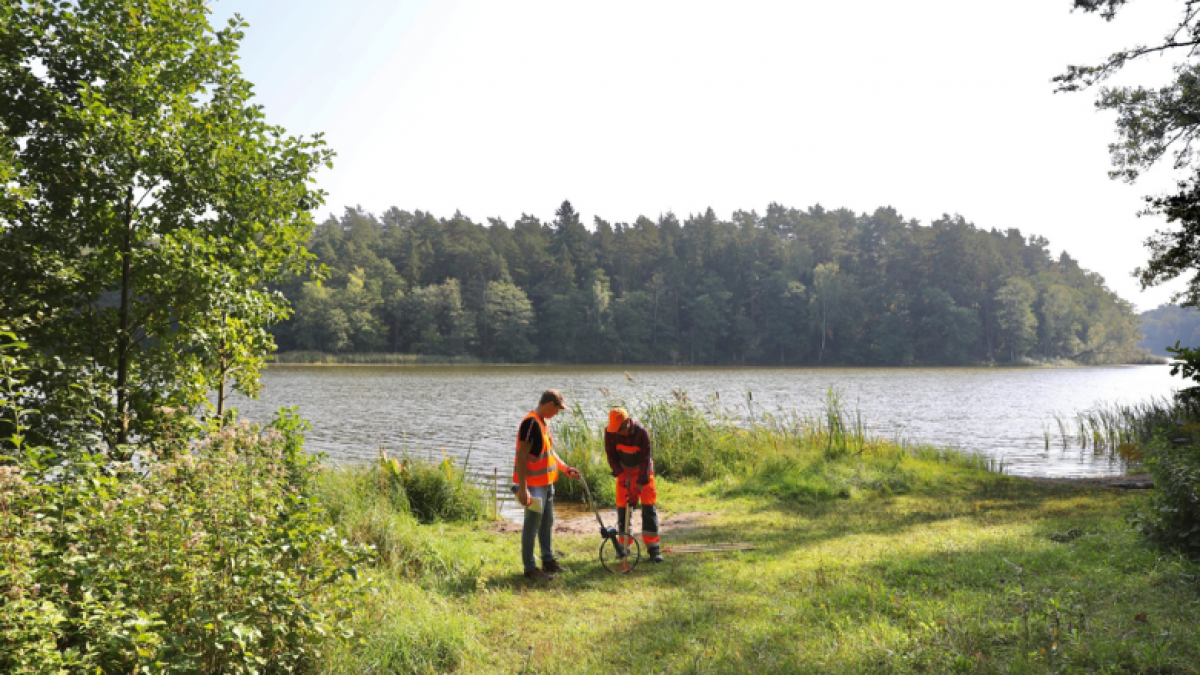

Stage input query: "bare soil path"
[{"left": 492, "top": 505, "right": 718, "bottom": 536}]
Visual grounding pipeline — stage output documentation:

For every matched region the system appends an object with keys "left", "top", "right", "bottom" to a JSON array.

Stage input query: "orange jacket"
[{"left": 512, "top": 411, "right": 560, "bottom": 487}]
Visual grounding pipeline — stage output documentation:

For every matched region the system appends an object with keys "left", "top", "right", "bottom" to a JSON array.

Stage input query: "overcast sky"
[{"left": 211, "top": 0, "right": 1190, "bottom": 311}]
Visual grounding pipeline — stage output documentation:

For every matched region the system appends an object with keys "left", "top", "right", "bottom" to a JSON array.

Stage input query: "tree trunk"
[
  {"left": 819, "top": 305, "right": 827, "bottom": 363},
  {"left": 116, "top": 187, "right": 134, "bottom": 445}
]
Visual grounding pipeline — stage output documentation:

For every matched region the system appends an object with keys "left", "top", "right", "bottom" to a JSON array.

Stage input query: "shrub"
[
  {"left": 1133, "top": 433, "right": 1200, "bottom": 554},
  {"left": 400, "top": 455, "right": 491, "bottom": 524},
  {"left": 1, "top": 328, "right": 373, "bottom": 675}
]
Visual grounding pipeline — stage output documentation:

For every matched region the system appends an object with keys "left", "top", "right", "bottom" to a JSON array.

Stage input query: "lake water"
[{"left": 228, "top": 364, "right": 1179, "bottom": 480}]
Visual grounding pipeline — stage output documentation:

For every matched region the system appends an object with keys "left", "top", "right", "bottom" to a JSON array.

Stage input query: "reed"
[
  {"left": 1064, "top": 396, "right": 1192, "bottom": 463},
  {"left": 554, "top": 386, "right": 995, "bottom": 509},
  {"left": 272, "top": 350, "right": 483, "bottom": 365}
]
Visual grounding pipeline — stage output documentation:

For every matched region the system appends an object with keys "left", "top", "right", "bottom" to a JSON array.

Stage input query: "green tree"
[
  {"left": 811, "top": 263, "right": 849, "bottom": 363},
  {"left": 0, "top": 0, "right": 329, "bottom": 447},
  {"left": 404, "top": 279, "right": 476, "bottom": 356},
  {"left": 917, "top": 288, "right": 981, "bottom": 365},
  {"left": 1058, "top": 1, "right": 1200, "bottom": 304},
  {"left": 483, "top": 281, "right": 537, "bottom": 362},
  {"left": 1038, "top": 284, "right": 1084, "bottom": 359},
  {"left": 995, "top": 277, "right": 1039, "bottom": 361},
  {"left": 292, "top": 282, "right": 351, "bottom": 353}
]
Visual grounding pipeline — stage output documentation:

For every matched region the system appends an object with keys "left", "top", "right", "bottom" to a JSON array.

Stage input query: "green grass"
[
  {"left": 314, "top": 431, "right": 1200, "bottom": 674},
  {"left": 273, "top": 351, "right": 483, "bottom": 365}
]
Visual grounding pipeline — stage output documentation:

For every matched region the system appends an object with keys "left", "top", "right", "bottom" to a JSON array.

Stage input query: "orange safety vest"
[{"left": 512, "top": 411, "right": 559, "bottom": 487}]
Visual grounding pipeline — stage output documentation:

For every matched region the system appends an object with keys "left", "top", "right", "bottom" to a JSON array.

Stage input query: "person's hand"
[
  {"left": 611, "top": 470, "right": 621, "bottom": 478},
  {"left": 516, "top": 485, "right": 531, "bottom": 507},
  {"left": 564, "top": 466, "right": 581, "bottom": 480}
]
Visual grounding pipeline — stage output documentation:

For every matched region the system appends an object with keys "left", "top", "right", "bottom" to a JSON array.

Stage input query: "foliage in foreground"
[
  {"left": 0, "top": 417, "right": 372, "bottom": 674},
  {"left": 0, "top": 0, "right": 329, "bottom": 449},
  {"left": 1, "top": 330, "right": 371, "bottom": 674},
  {"left": 1067, "top": 373, "right": 1200, "bottom": 556}
]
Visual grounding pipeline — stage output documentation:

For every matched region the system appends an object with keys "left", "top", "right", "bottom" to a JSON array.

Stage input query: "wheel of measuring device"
[{"left": 599, "top": 534, "right": 640, "bottom": 573}]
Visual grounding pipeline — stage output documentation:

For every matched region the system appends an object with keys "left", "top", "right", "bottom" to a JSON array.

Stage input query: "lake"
[{"left": 227, "top": 364, "right": 1179, "bottom": 480}]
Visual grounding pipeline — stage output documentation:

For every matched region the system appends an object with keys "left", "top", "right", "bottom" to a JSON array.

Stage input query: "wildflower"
[
  {"left": 251, "top": 515, "right": 267, "bottom": 527},
  {"left": 148, "top": 501, "right": 165, "bottom": 512}
]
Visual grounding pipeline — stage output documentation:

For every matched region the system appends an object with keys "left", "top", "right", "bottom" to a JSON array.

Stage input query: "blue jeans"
[{"left": 520, "top": 483, "right": 555, "bottom": 572}]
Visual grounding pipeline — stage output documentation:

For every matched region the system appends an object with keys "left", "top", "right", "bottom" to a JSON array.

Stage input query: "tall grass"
[
  {"left": 318, "top": 451, "right": 491, "bottom": 571},
  {"left": 553, "top": 387, "right": 1001, "bottom": 507},
  {"left": 273, "top": 351, "right": 482, "bottom": 365},
  {"left": 1044, "top": 396, "right": 1198, "bottom": 465}
]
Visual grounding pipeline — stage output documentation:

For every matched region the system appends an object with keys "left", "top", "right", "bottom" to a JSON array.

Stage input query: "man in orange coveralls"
[{"left": 605, "top": 408, "right": 663, "bottom": 563}]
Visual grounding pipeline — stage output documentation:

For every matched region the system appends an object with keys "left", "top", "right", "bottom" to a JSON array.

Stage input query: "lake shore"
[
  {"left": 272, "top": 350, "right": 1169, "bottom": 367},
  {"left": 316, "top": 457, "right": 1199, "bottom": 674}
]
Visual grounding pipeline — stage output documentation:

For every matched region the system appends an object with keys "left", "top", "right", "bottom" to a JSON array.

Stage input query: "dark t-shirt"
[{"left": 518, "top": 416, "right": 546, "bottom": 457}]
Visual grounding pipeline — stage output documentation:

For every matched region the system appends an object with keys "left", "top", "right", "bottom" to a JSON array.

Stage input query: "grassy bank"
[
  {"left": 273, "top": 351, "right": 484, "bottom": 365},
  {"left": 273, "top": 351, "right": 1167, "bottom": 366},
  {"left": 312, "top": 397, "right": 1200, "bottom": 674}
]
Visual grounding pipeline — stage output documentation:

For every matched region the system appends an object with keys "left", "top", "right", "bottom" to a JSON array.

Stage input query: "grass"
[
  {"left": 312, "top": 396, "right": 1200, "bottom": 674},
  {"left": 273, "top": 351, "right": 483, "bottom": 365},
  {"left": 1046, "top": 396, "right": 1200, "bottom": 465}
]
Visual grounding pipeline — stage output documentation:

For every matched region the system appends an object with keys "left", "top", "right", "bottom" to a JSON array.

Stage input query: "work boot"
[
  {"left": 542, "top": 558, "right": 565, "bottom": 574},
  {"left": 524, "top": 567, "right": 553, "bottom": 580},
  {"left": 647, "top": 544, "right": 664, "bottom": 563}
]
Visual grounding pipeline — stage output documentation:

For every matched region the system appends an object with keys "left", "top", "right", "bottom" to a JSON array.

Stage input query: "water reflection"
[{"left": 226, "top": 364, "right": 1178, "bottom": 479}]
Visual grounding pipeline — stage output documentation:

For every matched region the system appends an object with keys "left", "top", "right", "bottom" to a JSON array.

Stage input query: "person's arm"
[
  {"left": 514, "top": 440, "right": 532, "bottom": 507},
  {"left": 604, "top": 432, "right": 620, "bottom": 476},
  {"left": 636, "top": 425, "right": 652, "bottom": 487},
  {"left": 551, "top": 449, "right": 580, "bottom": 479}
]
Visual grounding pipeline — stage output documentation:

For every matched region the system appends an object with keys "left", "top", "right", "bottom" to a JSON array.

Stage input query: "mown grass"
[{"left": 314, "top": 396, "right": 1200, "bottom": 674}]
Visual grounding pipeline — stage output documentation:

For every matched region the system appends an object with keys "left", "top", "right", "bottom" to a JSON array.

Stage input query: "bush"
[
  {"left": 1133, "top": 433, "right": 1200, "bottom": 554},
  {"left": 316, "top": 461, "right": 491, "bottom": 595},
  {"left": 1, "top": 328, "right": 373, "bottom": 675},
  {"left": 400, "top": 455, "right": 491, "bottom": 524}
]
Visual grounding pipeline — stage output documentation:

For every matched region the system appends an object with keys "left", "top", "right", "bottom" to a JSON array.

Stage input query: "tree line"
[
  {"left": 273, "top": 200, "right": 1147, "bottom": 366},
  {"left": 1139, "top": 305, "right": 1200, "bottom": 357}
]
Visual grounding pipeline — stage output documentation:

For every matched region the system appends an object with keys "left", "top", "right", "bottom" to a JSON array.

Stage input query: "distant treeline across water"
[{"left": 272, "top": 201, "right": 1147, "bottom": 366}]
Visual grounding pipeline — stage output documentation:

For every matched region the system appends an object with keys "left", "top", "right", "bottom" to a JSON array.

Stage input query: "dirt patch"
[
  {"left": 492, "top": 507, "right": 718, "bottom": 536},
  {"left": 1020, "top": 474, "right": 1154, "bottom": 489}
]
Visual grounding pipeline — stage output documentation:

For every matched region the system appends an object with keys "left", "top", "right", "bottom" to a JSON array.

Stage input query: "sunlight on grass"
[{"left": 314, "top": 394, "right": 1200, "bottom": 674}]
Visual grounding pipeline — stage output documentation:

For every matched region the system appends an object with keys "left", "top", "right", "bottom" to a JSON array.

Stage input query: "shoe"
[
  {"left": 524, "top": 567, "right": 553, "bottom": 580},
  {"left": 542, "top": 559, "right": 565, "bottom": 574},
  {"left": 648, "top": 546, "right": 664, "bottom": 563}
]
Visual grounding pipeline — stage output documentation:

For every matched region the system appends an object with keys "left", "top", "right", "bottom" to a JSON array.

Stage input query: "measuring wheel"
[{"left": 599, "top": 532, "right": 641, "bottom": 573}]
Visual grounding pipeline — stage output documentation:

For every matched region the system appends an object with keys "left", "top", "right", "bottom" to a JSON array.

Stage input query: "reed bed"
[
  {"left": 554, "top": 387, "right": 999, "bottom": 507},
  {"left": 1044, "top": 396, "right": 1198, "bottom": 464},
  {"left": 273, "top": 351, "right": 482, "bottom": 365}
]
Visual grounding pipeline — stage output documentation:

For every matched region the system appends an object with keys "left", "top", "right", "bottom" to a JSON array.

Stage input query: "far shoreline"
[{"left": 268, "top": 352, "right": 1170, "bottom": 369}]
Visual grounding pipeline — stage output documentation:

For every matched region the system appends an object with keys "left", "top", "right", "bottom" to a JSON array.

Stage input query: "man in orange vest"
[
  {"left": 513, "top": 389, "right": 581, "bottom": 579},
  {"left": 605, "top": 407, "right": 663, "bottom": 563}
]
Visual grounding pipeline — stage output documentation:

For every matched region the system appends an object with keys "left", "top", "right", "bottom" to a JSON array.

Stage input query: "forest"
[
  {"left": 273, "top": 200, "right": 1148, "bottom": 366},
  {"left": 1140, "top": 304, "right": 1200, "bottom": 356}
]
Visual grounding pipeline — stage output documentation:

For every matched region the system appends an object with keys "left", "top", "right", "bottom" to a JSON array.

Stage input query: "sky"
[{"left": 210, "top": 0, "right": 1190, "bottom": 311}]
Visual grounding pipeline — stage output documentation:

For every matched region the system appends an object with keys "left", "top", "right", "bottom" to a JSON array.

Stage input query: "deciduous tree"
[{"left": 0, "top": 0, "right": 329, "bottom": 448}]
